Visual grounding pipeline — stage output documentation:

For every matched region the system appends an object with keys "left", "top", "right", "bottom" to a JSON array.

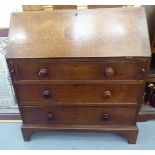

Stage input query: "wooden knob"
[
  {"left": 42, "top": 90, "right": 51, "bottom": 99},
  {"left": 39, "top": 68, "right": 48, "bottom": 77},
  {"left": 103, "top": 91, "right": 112, "bottom": 99},
  {"left": 102, "top": 114, "right": 110, "bottom": 121},
  {"left": 47, "top": 113, "right": 53, "bottom": 121},
  {"left": 105, "top": 68, "right": 114, "bottom": 77}
]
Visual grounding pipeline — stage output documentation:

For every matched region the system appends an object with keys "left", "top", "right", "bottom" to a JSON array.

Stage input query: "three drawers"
[{"left": 10, "top": 59, "right": 146, "bottom": 126}]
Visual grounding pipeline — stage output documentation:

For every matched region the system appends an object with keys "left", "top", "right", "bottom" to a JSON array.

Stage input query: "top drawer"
[{"left": 10, "top": 60, "right": 146, "bottom": 81}]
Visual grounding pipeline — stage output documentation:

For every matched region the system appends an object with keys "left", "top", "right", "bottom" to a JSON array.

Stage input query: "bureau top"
[{"left": 6, "top": 7, "right": 151, "bottom": 58}]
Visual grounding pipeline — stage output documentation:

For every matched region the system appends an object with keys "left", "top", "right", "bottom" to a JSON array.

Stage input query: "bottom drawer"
[{"left": 21, "top": 106, "right": 137, "bottom": 126}]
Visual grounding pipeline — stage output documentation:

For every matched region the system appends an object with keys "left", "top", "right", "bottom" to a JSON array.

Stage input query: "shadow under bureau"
[{"left": 6, "top": 7, "right": 151, "bottom": 143}]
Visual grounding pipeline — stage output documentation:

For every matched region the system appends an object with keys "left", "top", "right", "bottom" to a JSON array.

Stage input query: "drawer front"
[
  {"left": 16, "top": 84, "right": 142, "bottom": 104},
  {"left": 14, "top": 60, "right": 146, "bottom": 80},
  {"left": 21, "top": 106, "right": 137, "bottom": 125}
]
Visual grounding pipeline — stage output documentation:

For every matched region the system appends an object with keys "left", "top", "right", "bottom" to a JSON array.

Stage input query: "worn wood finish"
[
  {"left": 7, "top": 8, "right": 151, "bottom": 58},
  {"left": 15, "top": 83, "right": 142, "bottom": 105},
  {"left": 10, "top": 60, "right": 147, "bottom": 81},
  {"left": 21, "top": 124, "right": 138, "bottom": 143},
  {"left": 7, "top": 7, "right": 151, "bottom": 143},
  {"left": 21, "top": 105, "right": 137, "bottom": 125}
]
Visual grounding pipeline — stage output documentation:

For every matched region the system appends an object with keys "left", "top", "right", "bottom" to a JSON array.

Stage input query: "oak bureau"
[{"left": 6, "top": 7, "right": 151, "bottom": 143}]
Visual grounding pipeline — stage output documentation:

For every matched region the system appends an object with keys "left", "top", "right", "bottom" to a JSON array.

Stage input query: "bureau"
[{"left": 6, "top": 7, "right": 151, "bottom": 143}]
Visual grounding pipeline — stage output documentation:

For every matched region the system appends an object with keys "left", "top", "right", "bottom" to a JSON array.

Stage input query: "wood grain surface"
[
  {"left": 7, "top": 7, "right": 151, "bottom": 58},
  {"left": 6, "top": 7, "right": 151, "bottom": 143}
]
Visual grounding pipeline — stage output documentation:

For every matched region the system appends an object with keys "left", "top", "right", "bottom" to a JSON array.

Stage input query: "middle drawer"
[{"left": 15, "top": 84, "right": 142, "bottom": 105}]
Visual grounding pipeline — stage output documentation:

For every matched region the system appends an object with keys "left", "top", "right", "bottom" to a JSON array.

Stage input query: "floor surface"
[{"left": 0, "top": 121, "right": 155, "bottom": 150}]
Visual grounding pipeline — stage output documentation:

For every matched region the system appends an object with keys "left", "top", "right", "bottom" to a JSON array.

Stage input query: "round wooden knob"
[
  {"left": 103, "top": 91, "right": 112, "bottom": 99},
  {"left": 42, "top": 90, "right": 51, "bottom": 99},
  {"left": 102, "top": 114, "right": 110, "bottom": 121},
  {"left": 39, "top": 68, "right": 48, "bottom": 77},
  {"left": 47, "top": 113, "right": 53, "bottom": 121},
  {"left": 105, "top": 68, "right": 114, "bottom": 77}
]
